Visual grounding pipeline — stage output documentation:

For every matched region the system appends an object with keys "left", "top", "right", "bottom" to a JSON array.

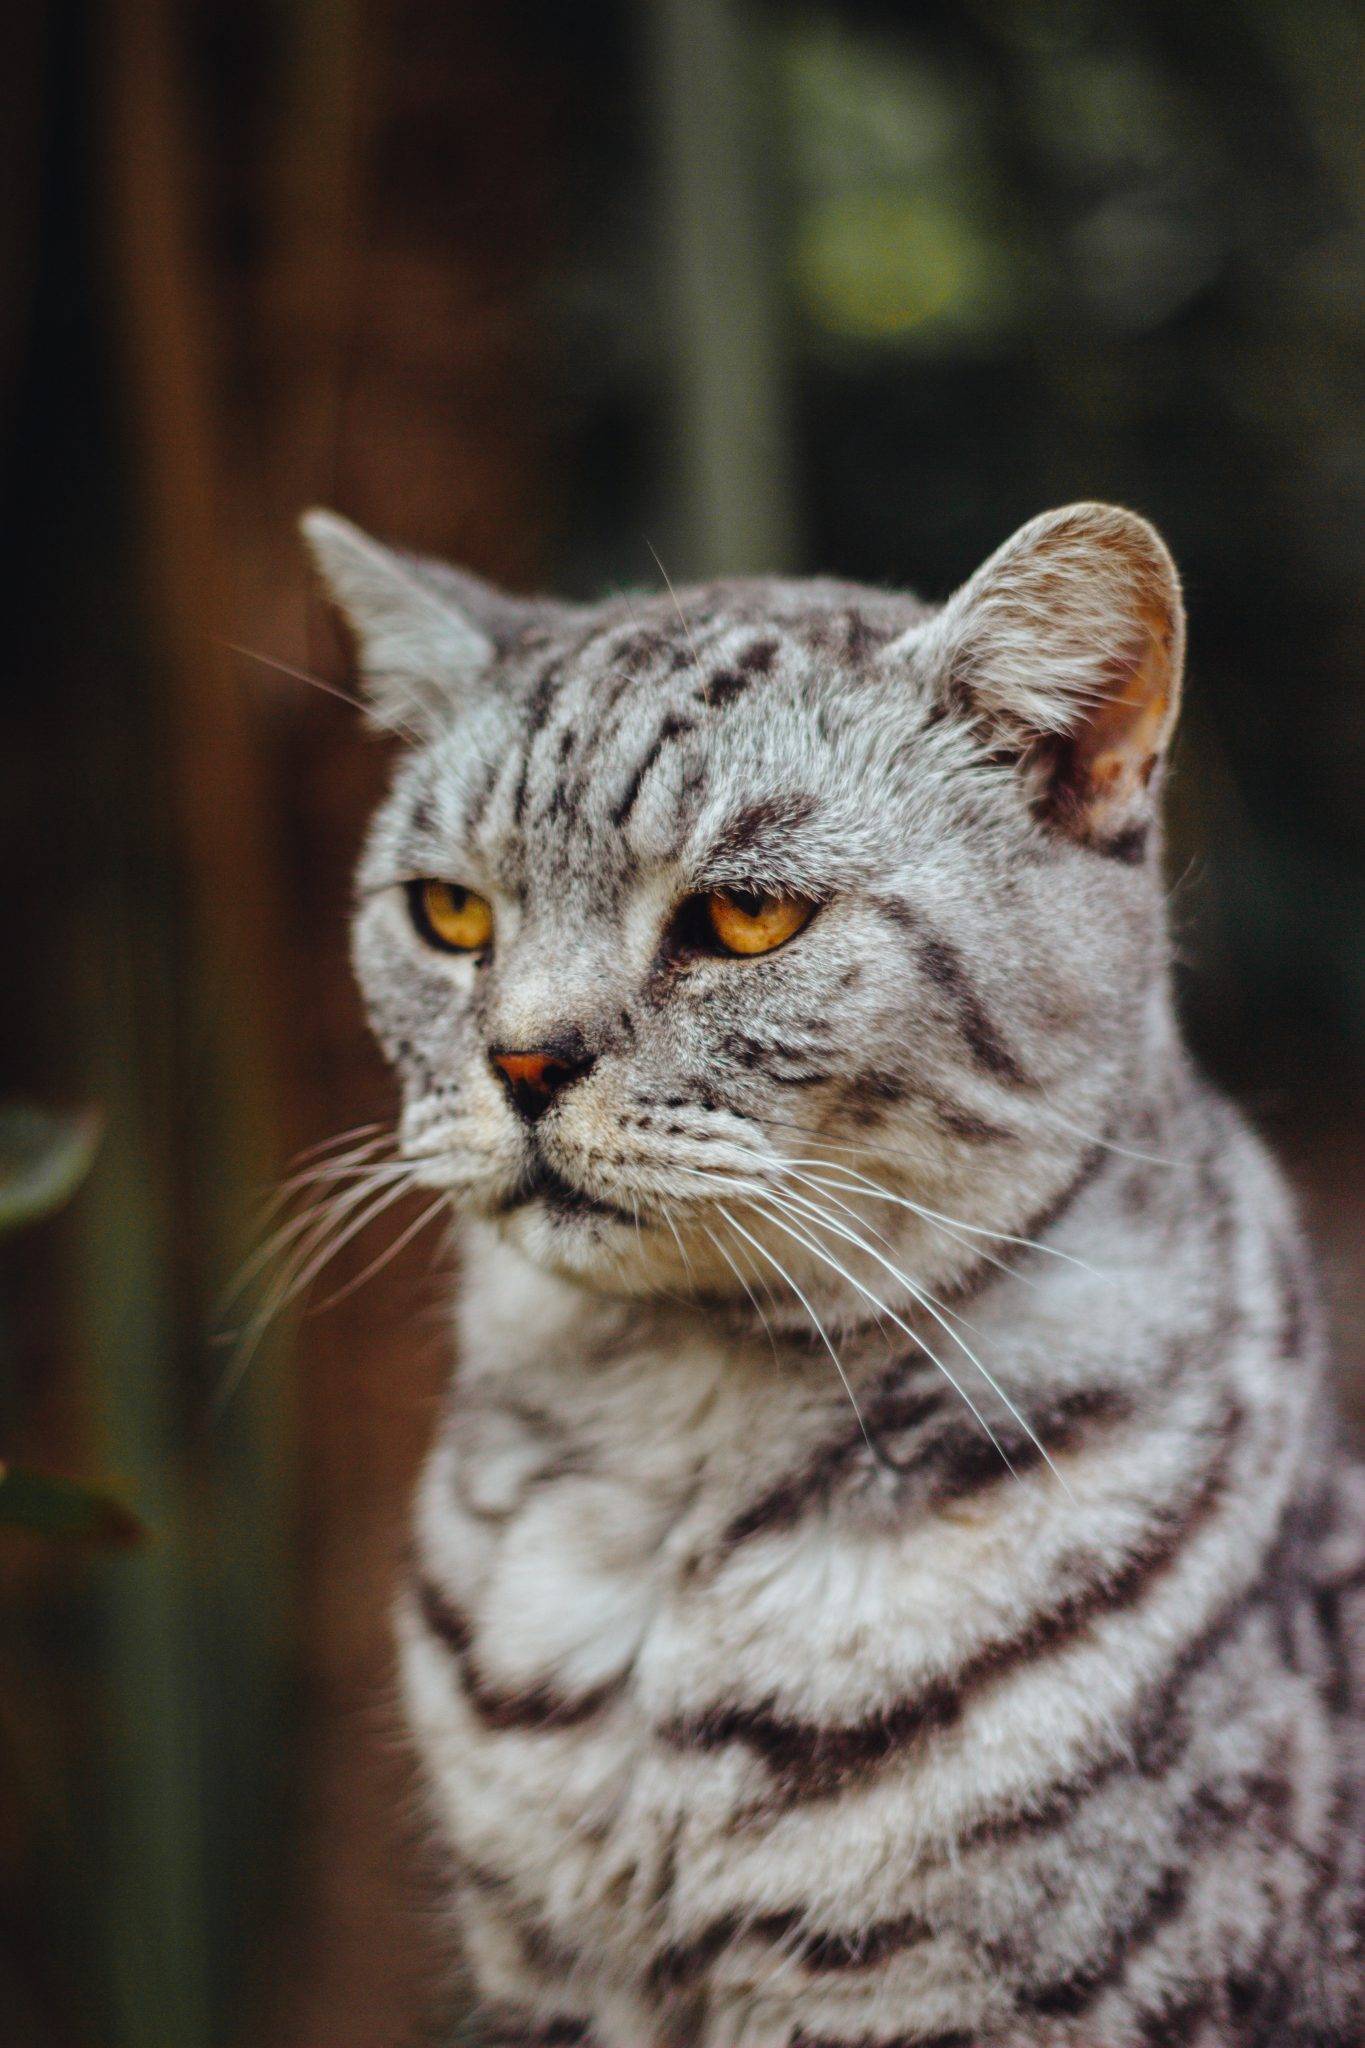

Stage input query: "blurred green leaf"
[
  {"left": 0, "top": 1106, "right": 101, "bottom": 1236},
  {"left": 0, "top": 1463, "right": 145, "bottom": 1546}
]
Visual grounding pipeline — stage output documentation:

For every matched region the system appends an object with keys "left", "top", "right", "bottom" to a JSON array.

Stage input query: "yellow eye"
[
  {"left": 407, "top": 879, "right": 494, "bottom": 953},
  {"left": 705, "top": 886, "right": 814, "bottom": 957}
]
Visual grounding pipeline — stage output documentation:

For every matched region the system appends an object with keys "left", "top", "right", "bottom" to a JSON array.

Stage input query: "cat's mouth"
[{"left": 499, "top": 1153, "right": 638, "bottom": 1227}]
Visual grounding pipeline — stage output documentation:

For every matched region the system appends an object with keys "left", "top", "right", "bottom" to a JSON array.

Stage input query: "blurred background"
[{"left": 2, "top": 0, "right": 1362, "bottom": 2042}]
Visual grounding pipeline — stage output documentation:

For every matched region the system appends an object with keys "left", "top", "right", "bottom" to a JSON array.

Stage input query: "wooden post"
[{"left": 642, "top": 0, "right": 800, "bottom": 578}]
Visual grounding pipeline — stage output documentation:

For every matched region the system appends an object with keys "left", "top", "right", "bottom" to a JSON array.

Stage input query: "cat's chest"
[{"left": 422, "top": 1377, "right": 738, "bottom": 1706}]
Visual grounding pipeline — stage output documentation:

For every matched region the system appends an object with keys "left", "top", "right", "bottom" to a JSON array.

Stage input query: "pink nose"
[{"left": 489, "top": 1046, "right": 594, "bottom": 1122}]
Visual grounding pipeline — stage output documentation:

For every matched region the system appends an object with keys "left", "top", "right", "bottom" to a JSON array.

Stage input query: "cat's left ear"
[
  {"left": 897, "top": 503, "right": 1185, "bottom": 857},
  {"left": 300, "top": 509, "right": 496, "bottom": 737}
]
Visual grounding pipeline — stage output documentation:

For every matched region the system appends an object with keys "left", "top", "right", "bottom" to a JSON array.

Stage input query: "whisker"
[
  {"left": 735, "top": 1187, "right": 1020, "bottom": 1484},
  {"left": 269, "top": 1174, "right": 421, "bottom": 1320},
  {"left": 641, "top": 1200, "right": 702, "bottom": 1308},
  {"left": 239, "top": 1131, "right": 398, "bottom": 1256},
  {"left": 746, "top": 1155, "right": 1031, "bottom": 1332},
  {"left": 701, "top": 1217, "right": 782, "bottom": 1369},
  {"left": 716, "top": 1201, "right": 887, "bottom": 1472},
  {"left": 721, "top": 1175, "right": 1070, "bottom": 1498},
  {"left": 220, "top": 1160, "right": 409, "bottom": 1314},
  {"left": 312, "top": 1192, "right": 450, "bottom": 1311},
  {"left": 214, "top": 1171, "right": 419, "bottom": 1409},
  {"left": 762, "top": 1100, "right": 1183, "bottom": 1180},
  {"left": 247, "top": 1139, "right": 401, "bottom": 1238},
  {"left": 772, "top": 1183, "right": 1070, "bottom": 1494},
  {"left": 753, "top": 1138, "right": 1104, "bottom": 1277},
  {"left": 288, "top": 1120, "right": 390, "bottom": 1166},
  {"left": 1029, "top": 1100, "right": 1190, "bottom": 1170},
  {"left": 659, "top": 1200, "right": 700, "bottom": 1289},
  {"left": 645, "top": 540, "right": 709, "bottom": 702},
  {"left": 773, "top": 1158, "right": 1038, "bottom": 1289},
  {"left": 221, "top": 640, "right": 426, "bottom": 744},
  {"left": 689, "top": 1168, "right": 1019, "bottom": 1482}
]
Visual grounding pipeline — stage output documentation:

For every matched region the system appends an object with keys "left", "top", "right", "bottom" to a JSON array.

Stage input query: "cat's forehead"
[
  {"left": 386, "top": 576, "right": 934, "bottom": 898},
  {"left": 511, "top": 575, "right": 923, "bottom": 686}
]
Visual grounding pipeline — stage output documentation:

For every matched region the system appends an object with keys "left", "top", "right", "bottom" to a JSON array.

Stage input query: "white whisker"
[
  {"left": 289, "top": 1120, "right": 390, "bottom": 1166},
  {"left": 701, "top": 1217, "right": 782, "bottom": 1368},
  {"left": 748, "top": 1179, "right": 1073, "bottom": 1499},
  {"left": 717, "top": 1201, "right": 887, "bottom": 1471},
  {"left": 220, "top": 1161, "right": 410, "bottom": 1314},
  {"left": 1030, "top": 1100, "right": 1189, "bottom": 1169},
  {"left": 762, "top": 1145, "right": 1105, "bottom": 1278},
  {"left": 724, "top": 1184, "right": 1019, "bottom": 1483},
  {"left": 312, "top": 1192, "right": 450, "bottom": 1311}
]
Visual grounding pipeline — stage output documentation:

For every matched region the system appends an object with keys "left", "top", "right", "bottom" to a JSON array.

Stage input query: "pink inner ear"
[{"left": 1043, "top": 602, "right": 1179, "bottom": 851}]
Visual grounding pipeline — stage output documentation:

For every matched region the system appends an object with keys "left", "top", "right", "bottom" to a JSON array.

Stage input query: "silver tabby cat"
[{"left": 303, "top": 503, "right": 1365, "bottom": 2048}]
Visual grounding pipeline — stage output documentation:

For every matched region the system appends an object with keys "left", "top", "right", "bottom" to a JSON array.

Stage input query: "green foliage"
[
  {"left": 0, "top": 1462, "right": 143, "bottom": 1546},
  {"left": 0, "top": 1104, "right": 146, "bottom": 1549},
  {"left": 0, "top": 1105, "right": 102, "bottom": 1237}
]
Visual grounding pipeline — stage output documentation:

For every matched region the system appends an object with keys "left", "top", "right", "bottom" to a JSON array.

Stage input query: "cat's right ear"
[
  {"left": 888, "top": 503, "right": 1184, "bottom": 859},
  {"left": 300, "top": 509, "right": 495, "bottom": 738}
]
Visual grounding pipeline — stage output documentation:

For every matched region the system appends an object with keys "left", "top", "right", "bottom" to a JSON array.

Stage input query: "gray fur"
[{"left": 303, "top": 504, "right": 1365, "bottom": 2047}]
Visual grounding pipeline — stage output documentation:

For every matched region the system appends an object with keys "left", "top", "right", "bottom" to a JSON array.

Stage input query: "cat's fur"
[{"left": 304, "top": 504, "right": 1365, "bottom": 2047}]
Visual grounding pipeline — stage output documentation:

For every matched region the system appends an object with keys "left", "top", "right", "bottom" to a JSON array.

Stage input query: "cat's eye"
[
  {"left": 703, "top": 886, "right": 814, "bottom": 957},
  {"left": 406, "top": 879, "right": 494, "bottom": 953}
]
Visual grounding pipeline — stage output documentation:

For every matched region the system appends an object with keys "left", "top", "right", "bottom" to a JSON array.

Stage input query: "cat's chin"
[
  {"left": 490, "top": 1189, "right": 741, "bottom": 1301},
  {"left": 494, "top": 1202, "right": 661, "bottom": 1295}
]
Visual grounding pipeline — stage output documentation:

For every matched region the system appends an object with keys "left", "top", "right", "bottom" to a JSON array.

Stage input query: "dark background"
[{"left": 2, "top": 1, "right": 1362, "bottom": 2042}]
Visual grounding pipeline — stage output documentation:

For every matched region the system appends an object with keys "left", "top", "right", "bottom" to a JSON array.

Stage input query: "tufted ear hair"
[
  {"left": 896, "top": 503, "right": 1185, "bottom": 859},
  {"left": 300, "top": 509, "right": 496, "bottom": 737}
]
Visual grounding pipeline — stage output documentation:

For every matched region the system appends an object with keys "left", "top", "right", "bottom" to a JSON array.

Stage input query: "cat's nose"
[{"left": 489, "top": 1043, "right": 596, "bottom": 1123}]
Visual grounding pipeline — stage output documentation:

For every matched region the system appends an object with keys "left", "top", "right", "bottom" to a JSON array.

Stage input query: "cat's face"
[{"left": 308, "top": 506, "right": 1184, "bottom": 1317}]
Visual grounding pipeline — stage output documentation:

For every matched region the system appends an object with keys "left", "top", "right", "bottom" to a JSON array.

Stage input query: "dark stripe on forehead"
[
  {"left": 511, "top": 662, "right": 565, "bottom": 827},
  {"left": 548, "top": 667, "right": 639, "bottom": 821},
  {"left": 701, "top": 633, "right": 783, "bottom": 706},
  {"left": 703, "top": 667, "right": 751, "bottom": 708},
  {"left": 510, "top": 613, "right": 631, "bottom": 831},
  {"left": 706, "top": 793, "right": 819, "bottom": 868},
  {"left": 738, "top": 635, "right": 778, "bottom": 673},
  {"left": 609, "top": 625, "right": 669, "bottom": 672},
  {"left": 463, "top": 752, "right": 502, "bottom": 840},
  {"left": 610, "top": 710, "right": 696, "bottom": 830}
]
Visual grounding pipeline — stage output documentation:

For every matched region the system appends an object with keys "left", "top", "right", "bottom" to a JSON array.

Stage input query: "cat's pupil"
[{"left": 726, "top": 887, "right": 768, "bottom": 919}]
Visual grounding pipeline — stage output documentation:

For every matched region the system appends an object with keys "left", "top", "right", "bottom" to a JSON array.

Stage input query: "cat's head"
[{"left": 304, "top": 505, "right": 1184, "bottom": 1321}]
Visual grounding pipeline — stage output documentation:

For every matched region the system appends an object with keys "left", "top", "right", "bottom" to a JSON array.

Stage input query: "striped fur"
[{"left": 303, "top": 505, "right": 1365, "bottom": 2045}]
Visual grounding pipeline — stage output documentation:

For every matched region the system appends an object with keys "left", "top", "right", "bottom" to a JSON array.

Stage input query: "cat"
[{"left": 302, "top": 502, "right": 1365, "bottom": 2047}]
